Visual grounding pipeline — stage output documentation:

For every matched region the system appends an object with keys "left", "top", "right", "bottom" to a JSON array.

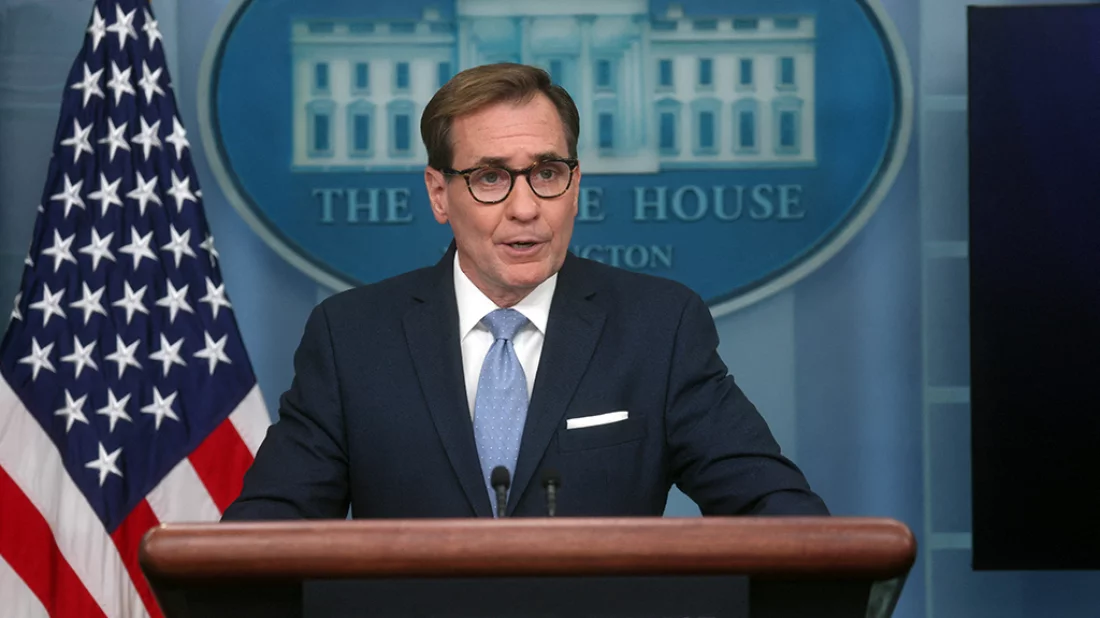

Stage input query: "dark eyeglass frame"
[{"left": 440, "top": 158, "right": 579, "bottom": 205}]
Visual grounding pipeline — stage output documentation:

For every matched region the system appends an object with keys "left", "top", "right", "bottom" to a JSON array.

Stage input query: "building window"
[
  {"left": 349, "top": 22, "right": 375, "bottom": 34},
  {"left": 394, "top": 114, "right": 410, "bottom": 152},
  {"left": 655, "top": 98, "right": 682, "bottom": 156},
  {"left": 354, "top": 114, "right": 370, "bottom": 152},
  {"left": 354, "top": 63, "right": 370, "bottom": 92},
  {"left": 313, "top": 63, "right": 329, "bottom": 93},
  {"left": 733, "top": 18, "right": 759, "bottom": 31},
  {"left": 390, "top": 22, "right": 416, "bottom": 34},
  {"left": 308, "top": 22, "right": 334, "bottom": 34},
  {"left": 549, "top": 59, "right": 564, "bottom": 85},
  {"left": 775, "top": 17, "right": 800, "bottom": 30},
  {"left": 739, "top": 111, "right": 755, "bottom": 149},
  {"left": 778, "top": 57, "right": 796, "bottom": 88},
  {"left": 733, "top": 99, "right": 759, "bottom": 153},
  {"left": 739, "top": 58, "right": 753, "bottom": 87},
  {"left": 388, "top": 100, "right": 416, "bottom": 158},
  {"left": 698, "top": 58, "right": 713, "bottom": 88},
  {"left": 693, "top": 19, "right": 718, "bottom": 31},
  {"left": 348, "top": 101, "right": 375, "bottom": 158},
  {"left": 780, "top": 111, "right": 797, "bottom": 148},
  {"left": 691, "top": 98, "right": 720, "bottom": 155},
  {"left": 437, "top": 61, "right": 452, "bottom": 87},
  {"left": 773, "top": 96, "right": 803, "bottom": 154},
  {"left": 660, "top": 112, "right": 676, "bottom": 152},
  {"left": 307, "top": 100, "right": 335, "bottom": 158},
  {"left": 598, "top": 113, "right": 614, "bottom": 150},
  {"left": 658, "top": 59, "right": 673, "bottom": 89},
  {"left": 699, "top": 111, "right": 715, "bottom": 150},
  {"left": 314, "top": 114, "right": 330, "bottom": 152},
  {"left": 395, "top": 62, "right": 410, "bottom": 91},
  {"left": 596, "top": 59, "right": 613, "bottom": 90}
]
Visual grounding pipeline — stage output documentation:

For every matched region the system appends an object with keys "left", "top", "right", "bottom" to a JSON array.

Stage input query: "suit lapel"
[
  {"left": 404, "top": 251, "right": 493, "bottom": 517},
  {"left": 508, "top": 256, "right": 606, "bottom": 514}
]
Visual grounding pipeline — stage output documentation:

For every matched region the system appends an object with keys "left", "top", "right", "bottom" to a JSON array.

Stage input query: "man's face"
[{"left": 425, "top": 94, "right": 580, "bottom": 307}]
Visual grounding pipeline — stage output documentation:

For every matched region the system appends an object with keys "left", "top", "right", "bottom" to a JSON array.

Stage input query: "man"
[{"left": 222, "top": 64, "right": 827, "bottom": 520}]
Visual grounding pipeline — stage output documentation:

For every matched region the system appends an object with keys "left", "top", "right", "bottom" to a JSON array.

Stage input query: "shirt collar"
[{"left": 454, "top": 252, "right": 557, "bottom": 340}]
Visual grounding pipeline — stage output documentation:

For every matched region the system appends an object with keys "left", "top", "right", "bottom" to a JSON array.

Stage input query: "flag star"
[
  {"left": 161, "top": 225, "right": 196, "bottom": 268},
  {"left": 50, "top": 174, "right": 85, "bottom": 218},
  {"left": 119, "top": 226, "right": 158, "bottom": 269},
  {"left": 71, "top": 63, "right": 104, "bottom": 108},
  {"left": 194, "top": 331, "right": 232, "bottom": 375},
  {"left": 29, "top": 283, "right": 66, "bottom": 327},
  {"left": 142, "top": 8, "right": 163, "bottom": 50},
  {"left": 70, "top": 282, "right": 108, "bottom": 325},
  {"left": 60, "top": 118, "right": 94, "bottom": 164},
  {"left": 137, "top": 60, "right": 165, "bottom": 102},
  {"left": 61, "top": 336, "right": 99, "bottom": 379},
  {"left": 79, "top": 228, "right": 116, "bottom": 271},
  {"left": 141, "top": 386, "right": 180, "bottom": 430},
  {"left": 104, "top": 335, "right": 142, "bottom": 378},
  {"left": 96, "top": 389, "right": 133, "bottom": 433},
  {"left": 17, "top": 337, "right": 56, "bottom": 381},
  {"left": 131, "top": 116, "right": 162, "bottom": 160},
  {"left": 156, "top": 281, "right": 194, "bottom": 323},
  {"left": 165, "top": 117, "right": 190, "bottom": 159},
  {"left": 87, "top": 6, "right": 107, "bottom": 52},
  {"left": 85, "top": 442, "right": 123, "bottom": 487},
  {"left": 126, "top": 171, "right": 162, "bottom": 216},
  {"left": 88, "top": 174, "right": 123, "bottom": 216},
  {"left": 106, "top": 5, "right": 138, "bottom": 50},
  {"left": 166, "top": 171, "right": 197, "bottom": 212},
  {"left": 36, "top": 204, "right": 44, "bottom": 213},
  {"left": 112, "top": 281, "right": 150, "bottom": 325},
  {"left": 97, "top": 118, "right": 131, "bottom": 163},
  {"left": 106, "top": 61, "right": 136, "bottom": 104},
  {"left": 54, "top": 389, "right": 90, "bottom": 433},
  {"left": 10, "top": 292, "right": 22, "bottom": 322},
  {"left": 24, "top": 251, "right": 33, "bottom": 267},
  {"left": 41, "top": 230, "right": 78, "bottom": 273},
  {"left": 148, "top": 334, "right": 187, "bottom": 377},
  {"left": 199, "top": 234, "right": 219, "bottom": 266},
  {"left": 200, "top": 277, "right": 232, "bottom": 318}
]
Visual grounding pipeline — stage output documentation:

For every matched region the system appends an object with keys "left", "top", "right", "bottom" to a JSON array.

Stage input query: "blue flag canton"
[{"left": 0, "top": 0, "right": 257, "bottom": 532}]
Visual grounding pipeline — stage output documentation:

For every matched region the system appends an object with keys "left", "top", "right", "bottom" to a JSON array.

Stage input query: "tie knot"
[{"left": 481, "top": 308, "right": 528, "bottom": 341}]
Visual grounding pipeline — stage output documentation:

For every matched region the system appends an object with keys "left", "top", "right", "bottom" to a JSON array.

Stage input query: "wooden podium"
[{"left": 139, "top": 517, "right": 916, "bottom": 618}]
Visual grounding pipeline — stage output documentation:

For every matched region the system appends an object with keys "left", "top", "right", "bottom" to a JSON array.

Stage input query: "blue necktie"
[{"left": 473, "top": 308, "right": 529, "bottom": 515}]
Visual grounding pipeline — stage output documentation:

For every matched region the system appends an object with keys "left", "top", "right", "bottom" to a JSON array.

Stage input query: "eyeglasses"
[{"left": 440, "top": 158, "right": 579, "bottom": 205}]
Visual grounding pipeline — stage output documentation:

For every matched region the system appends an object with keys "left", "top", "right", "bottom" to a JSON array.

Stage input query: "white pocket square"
[{"left": 566, "top": 411, "right": 629, "bottom": 430}]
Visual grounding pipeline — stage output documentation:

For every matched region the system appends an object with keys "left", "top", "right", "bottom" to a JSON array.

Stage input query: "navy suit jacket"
[{"left": 222, "top": 249, "right": 828, "bottom": 519}]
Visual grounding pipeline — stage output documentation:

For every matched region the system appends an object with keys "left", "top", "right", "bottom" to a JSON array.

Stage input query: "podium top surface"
[{"left": 139, "top": 516, "right": 916, "bottom": 582}]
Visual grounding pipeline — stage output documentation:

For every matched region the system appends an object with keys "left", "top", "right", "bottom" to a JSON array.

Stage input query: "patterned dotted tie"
[{"left": 473, "top": 308, "right": 529, "bottom": 515}]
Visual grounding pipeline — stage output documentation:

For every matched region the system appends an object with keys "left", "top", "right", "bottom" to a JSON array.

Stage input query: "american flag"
[{"left": 0, "top": 1, "right": 270, "bottom": 616}]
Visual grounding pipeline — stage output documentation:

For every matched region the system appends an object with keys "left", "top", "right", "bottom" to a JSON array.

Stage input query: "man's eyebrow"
[{"left": 468, "top": 152, "right": 567, "bottom": 168}]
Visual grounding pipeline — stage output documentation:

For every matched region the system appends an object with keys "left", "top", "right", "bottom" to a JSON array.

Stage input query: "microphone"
[
  {"left": 490, "top": 466, "right": 510, "bottom": 518},
  {"left": 541, "top": 468, "right": 561, "bottom": 517}
]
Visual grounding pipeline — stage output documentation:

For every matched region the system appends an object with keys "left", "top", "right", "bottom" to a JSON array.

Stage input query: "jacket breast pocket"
[{"left": 556, "top": 415, "right": 646, "bottom": 452}]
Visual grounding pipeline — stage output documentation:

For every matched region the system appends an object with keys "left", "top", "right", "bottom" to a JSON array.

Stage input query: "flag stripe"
[
  {"left": 110, "top": 501, "right": 164, "bottom": 618},
  {"left": 0, "top": 374, "right": 143, "bottom": 618},
  {"left": 0, "top": 555, "right": 50, "bottom": 618},
  {"left": 146, "top": 457, "right": 221, "bottom": 524},
  {"left": 228, "top": 384, "right": 269, "bottom": 456},
  {"left": 188, "top": 418, "right": 255, "bottom": 512},
  {"left": 0, "top": 466, "right": 106, "bottom": 618}
]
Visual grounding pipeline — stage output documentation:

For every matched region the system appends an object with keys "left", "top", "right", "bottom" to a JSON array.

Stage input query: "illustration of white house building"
[{"left": 291, "top": 1, "right": 816, "bottom": 173}]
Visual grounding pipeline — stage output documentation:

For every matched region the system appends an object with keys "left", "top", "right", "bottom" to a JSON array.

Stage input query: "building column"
[{"left": 577, "top": 15, "right": 595, "bottom": 156}]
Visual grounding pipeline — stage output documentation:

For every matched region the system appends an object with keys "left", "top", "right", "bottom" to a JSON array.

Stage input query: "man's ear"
[{"left": 424, "top": 166, "right": 449, "bottom": 224}]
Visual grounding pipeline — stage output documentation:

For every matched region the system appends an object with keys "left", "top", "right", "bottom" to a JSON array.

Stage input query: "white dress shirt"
[{"left": 454, "top": 253, "right": 557, "bottom": 418}]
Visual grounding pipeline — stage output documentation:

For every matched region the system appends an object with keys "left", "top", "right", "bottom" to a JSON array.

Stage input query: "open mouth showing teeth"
[{"left": 509, "top": 242, "right": 536, "bottom": 249}]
